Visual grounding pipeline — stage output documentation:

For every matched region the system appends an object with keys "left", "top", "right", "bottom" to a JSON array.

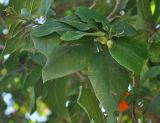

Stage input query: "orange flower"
[{"left": 117, "top": 100, "right": 128, "bottom": 112}]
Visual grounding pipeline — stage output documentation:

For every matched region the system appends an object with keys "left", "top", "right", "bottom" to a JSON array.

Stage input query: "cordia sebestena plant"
[{"left": 0, "top": 0, "right": 160, "bottom": 123}]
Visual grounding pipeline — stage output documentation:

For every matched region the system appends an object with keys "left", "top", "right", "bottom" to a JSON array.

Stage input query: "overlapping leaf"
[
  {"left": 61, "top": 31, "right": 86, "bottom": 41},
  {"left": 109, "top": 38, "right": 148, "bottom": 75},
  {"left": 31, "top": 20, "right": 73, "bottom": 37},
  {"left": 139, "top": 66, "right": 160, "bottom": 85},
  {"left": 111, "top": 21, "right": 137, "bottom": 37},
  {"left": 34, "top": 78, "right": 71, "bottom": 122},
  {"left": 42, "top": 44, "right": 95, "bottom": 82},
  {"left": 59, "top": 15, "right": 94, "bottom": 31},
  {"left": 31, "top": 34, "right": 61, "bottom": 57},
  {"left": 88, "top": 52, "right": 130, "bottom": 122},
  {"left": 39, "top": 0, "right": 54, "bottom": 16},
  {"left": 78, "top": 86, "right": 106, "bottom": 123}
]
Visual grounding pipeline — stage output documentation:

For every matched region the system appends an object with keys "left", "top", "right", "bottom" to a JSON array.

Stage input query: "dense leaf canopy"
[{"left": 0, "top": 0, "right": 160, "bottom": 123}]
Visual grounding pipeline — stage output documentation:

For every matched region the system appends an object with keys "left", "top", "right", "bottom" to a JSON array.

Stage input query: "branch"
[
  {"left": 75, "top": 71, "right": 86, "bottom": 81},
  {"left": 75, "top": 71, "right": 88, "bottom": 88},
  {"left": 117, "top": 112, "right": 123, "bottom": 123},
  {"left": 89, "top": 0, "right": 98, "bottom": 9},
  {"left": 107, "top": 0, "right": 121, "bottom": 20},
  {"left": 0, "top": 45, "right": 5, "bottom": 50},
  {"left": 131, "top": 76, "right": 139, "bottom": 123}
]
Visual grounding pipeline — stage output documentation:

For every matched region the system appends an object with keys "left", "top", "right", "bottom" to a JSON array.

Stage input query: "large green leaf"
[
  {"left": 10, "top": 0, "right": 40, "bottom": 14},
  {"left": 42, "top": 44, "right": 95, "bottom": 82},
  {"left": 139, "top": 66, "right": 160, "bottom": 85},
  {"left": 60, "top": 31, "right": 86, "bottom": 41},
  {"left": 75, "top": 7, "right": 106, "bottom": 23},
  {"left": 78, "top": 86, "right": 106, "bottom": 123},
  {"left": 88, "top": 52, "right": 130, "bottom": 123},
  {"left": 111, "top": 21, "right": 137, "bottom": 37},
  {"left": 1, "top": 22, "right": 23, "bottom": 56},
  {"left": 31, "top": 53, "right": 46, "bottom": 66},
  {"left": 24, "top": 66, "right": 42, "bottom": 88},
  {"left": 31, "top": 20, "right": 73, "bottom": 37},
  {"left": 31, "top": 34, "right": 61, "bottom": 57},
  {"left": 34, "top": 78, "right": 71, "bottom": 122},
  {"left": 68, "top": 103, "right": 90, "bottom": 123},
  {"left": 60, "top": 20, "right": 93, "bottom": 31},
  {"left": 44, "top": 79, "right": 71, "bottom": 122},
  {"left": 75, "top": 7, "right": 109, "bottom": 27},
  {"left": 61, "top": 31, "right": 105, "bottom": 41},
  {"left": 109, "top": 38, "right": 148, "bottom": 75},
  {"left": 59, "top": 14, "right": 94, "bottom": 31},
  {"left": 2, "top": 36, "right": 24, "bottom": 55},
  {"left": 39, "top": 0, "right": 54, "bottom": 16}
]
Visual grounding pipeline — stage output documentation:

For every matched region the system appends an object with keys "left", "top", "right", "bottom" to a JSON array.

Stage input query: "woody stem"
[
  {"left": 117, "top": 112, "right": 123, "bottom": 123},
  {"left": 131, "top": 75, "right": 139, "bottom": 123}
]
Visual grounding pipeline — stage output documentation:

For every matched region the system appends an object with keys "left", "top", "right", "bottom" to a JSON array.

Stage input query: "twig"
[
  {"left": 89, "top": 0, "right": 98, "bottom": 9},
  {"left": 0, "top": 45, "right": 5, "bottom": 50},
  {"left": 75, "top": 71, "right": 86, "bottom": 82},
  {"left": 107, "top": 0, "right": 121, "bottom": 20},
  {"left": 75, "top": 71, "right": 88, "bottom": 88},
  {"left": 0, "top": 14, "right": 8, "bottom": 27},
  {"left": 132, "top": 75, "right": 136, "bottom": 87},
  {"left": 131, "top": 75, "right": 139, "bottom": 123},
  {"left": 117, "top": 112, "right": 123, "bottom": 123}
]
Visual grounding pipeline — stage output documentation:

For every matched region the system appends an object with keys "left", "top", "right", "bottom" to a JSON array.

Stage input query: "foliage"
[{"left": 0, "top": 0, "right": 160, "bottom": 123}]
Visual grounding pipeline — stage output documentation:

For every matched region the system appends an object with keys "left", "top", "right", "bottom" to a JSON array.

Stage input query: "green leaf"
[
  {"left": 109, "top": 38, "right": 147, "bottom": 75},
  {"left": 31, "top": 53, "right": 46, "bottom": 66},
  {"left": 44, "top": 79, "right": 71, "bottom": 122},
  {"left": 88, "top": 52, "right": 130, "bottom": 122},
  {"left": 61, "top": 31, "right": 105, "bottom": 41},
  {"left": 4, "top": 52, "right": 18, "bottom": 71},
  {"left": 31, "top": 34, "right": 61, "bottom": 57},
  {"left": 22, "top": 36, "right": 35, "bottom": 51},
  {"left": 60, "top": 31, "right": 86, "bottom": 41},
  {"left": 147, "top": 95, "right": 160, "bottom": 115},
  {"left": 10, "top": 0, "right": 40, "bottom": 14},
  {"left": 138, "top": 0, "right": 153, "bottom": 22},
  {"left": 139, "top": 66, "right": 160, "bottom": 85},
  {"left": 42, "top": 44, "right": 95, "bottom": 82},
  {"left": 31, "top": 20, "right": 73, "bottom": 37},
  {"left": 60, "top": 20, "right": 94, "bottom": 31},
  {"left": 149, "top": 31, "right": 160, "bottom": 43},
  {"left": 111, "top": 21, "right": 137, "bottom": 37},
  {"left": 21, "top": 8, "right": 31, "bottom": 17},
  {"left": 153, "top": 0, "right": 160, "bottom": 22},
  {"left": 75, "top": 7, "right": 107, "bottom": 23},
  {"left": 78, "top": 86, "right": 106, "bottom": 123},
  {"left": 24, "top": 66, "right": 42, "bottom": 88},
  {"left": 34, "top": 78, "right": 71, "bottom": 122},
  {"left": 69, "top": 103, "right": 90, "bottom": 123},
  {"left": 39, "top": 0, "right": 54, "bottom": 16},
  {"left": 75, "top": 6, "right": 109, "bottom": 28},
  {"left": 2, "top": 36, "right": 24, "bottom": 55},
  {"left": 149, "top": 32, "right": 160, "bottom": 62},
  {"left": 58, "top": 14, "right": 95, "bottom": 31},
  {"left": 149, "top": 42, "right": 160, "bottom": 63}
]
